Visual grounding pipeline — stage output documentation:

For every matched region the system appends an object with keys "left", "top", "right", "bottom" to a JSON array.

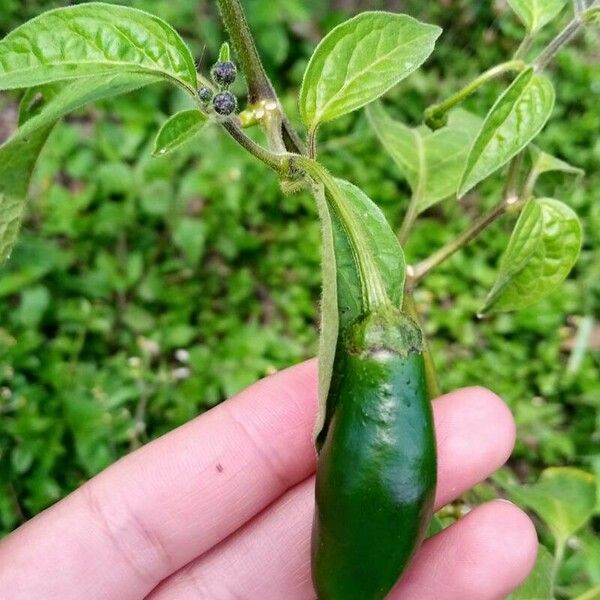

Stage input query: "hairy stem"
[
  {"left": 222, "top": 119, "right": 287, "bottom": 173},
  {"left": 533, "top": 1, "right": 599, "bottom": 70},
  {"left": 513, "top": 34, "right": 533, "bottom": 60},
  {"left": 216, "top": 0, "right": 275, "bottom": 103},
  {"left": 410, "top": 149, "right": 523, "bottom": 284},
  {"left": 410, "top": 201, "right": 507, "bottom": 283},
  {"left": 424, "top": 60, "right": 526, "bottom": 127},
  {"left": 398, "top": 192, "right": 420, "bottom": 245},
  {"left": 307, "top": 127, "right": 318, "bottom": 160},
  {"left": 551, "top": 540, "right": 566, "bottom": 596},
  {"left": 216, "top": 0, "right": 304, "bottom": 154},
  {"left": 502, "top": 152, "right": 524, "bottom": 202},
  {"left": 573, "top": 0, "right": 586, "bottom": 16},
  {"left": 293, "top": 155, "right": 390, "bottom": 310}
]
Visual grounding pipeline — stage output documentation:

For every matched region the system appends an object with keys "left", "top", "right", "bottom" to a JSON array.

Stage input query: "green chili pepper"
[{"left": 312, "top": 305, "right": 437, "bottom": 600}]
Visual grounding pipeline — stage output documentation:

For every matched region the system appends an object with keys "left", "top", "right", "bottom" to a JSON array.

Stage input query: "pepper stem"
[{"left": 293, "top": 156, "right": 390, "bottom": 311}]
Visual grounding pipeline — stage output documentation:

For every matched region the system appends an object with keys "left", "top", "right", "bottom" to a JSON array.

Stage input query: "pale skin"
[{"left": 0, "top": 360, "right": 538, "bottom": 599}]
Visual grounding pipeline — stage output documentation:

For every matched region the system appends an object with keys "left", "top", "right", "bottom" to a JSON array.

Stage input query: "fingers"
[
  {"left": 148, "top": 386, "right": 522, "bottom": 599},
  {"left": 433, "top": 386, "right": 515, "bottom": 508},
  {"left": 148, "top": 477, "right": 315, "bottom": 600},
  {"left": 0, "top": 360, "right": 319, "bottom": 600},
  {"left": 393, "top": 500, "right": 538, "bottom": 599}
]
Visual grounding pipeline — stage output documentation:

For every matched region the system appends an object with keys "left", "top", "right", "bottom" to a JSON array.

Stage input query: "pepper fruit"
[{"left": 312, "top": 306, "right": 437, "bottom": 600}]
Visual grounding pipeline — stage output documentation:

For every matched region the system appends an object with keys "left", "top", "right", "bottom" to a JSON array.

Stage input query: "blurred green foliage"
[{"left": 0, "top": 1, "right": 598, "bottom": 596}]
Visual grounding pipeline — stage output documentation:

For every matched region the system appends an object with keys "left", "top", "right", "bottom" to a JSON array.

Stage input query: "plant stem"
[
  {"left": 533, "top": 2, "right": 598, "bottom": 70},
  {"left": 293, "top": 155, "right": 390, "bottom": 310},
  {"left": 307, "top": 126, "right": 318, "bottom": 160},
  {"left": 424, "top": 60, "right": 526, "bottom": 127},
  {"left": 216, "top": 0, "right": 304, "bottom": 154},
  {"left": 216, "top": 0, "right": 275, "bottom": 103},
  {"left": 411, "top": 152, "right": 523, "bottom": 283},
  {"left": 411, "top": 201, "right": 507, "bottom": 283},
  {"left": 513, "top": 34, "right": 533, "bottom": 60},
  {"left": 398, "top": 192, "right": 420, "bottom": 245},
  {"left": 222, "top": 119, "right": 287, "bottom": 173},
  {"left": 521, "top": 164, "right": 540, "bottom": 201},
  {"left": 573, "top": 0, "right": 586, "bottom": 16},
  {"left": 551, "top": 540, "right": 566, "bottom": 596},
  {"left": 502, "top": 151, "right": 524, "bottom": 202}
]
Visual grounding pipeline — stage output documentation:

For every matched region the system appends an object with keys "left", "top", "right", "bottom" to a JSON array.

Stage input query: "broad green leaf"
[
  {"left": 529, "top": 146, "right": 584, "bottom": 178},
  {"left": 481, "top": 198, "right": 581, "bottom": 313},
  {"left": 574, "top": 587, "right": 600, "bottom": 600},
  {"left": 310, "top": 175, "right": 405, "bottom": 443},
  {"left": 0, "top": 3, "right": 197, "bottom": 92},
  {"left": 507, "top": 545, "right": 554, "bottom": 600},
  {"left": 19, "top": 83, "right": 65, "bottom": 125},
  {"left": 153, "top": 110, "right": 208, "bottom": 156},
  {"left": 0, "top": 126, "right": 53, "bottom": 262},
  {"left": 508, "top": 0, "right": 568, "bottom": 33},
  {"left": 459, "top": 69, "right": 555, "bottom": 197},
  {"left": 498, "top": 467, "right": 597, "bottom": 545},
  {"left": 299, "top": 12, "right": 441, "bottom": 130},
  {"left": 0, "top": 73, "right": 159, "bottom": 263},
  {"left": 14, "top": 74, "right": 160, "bottom": 141},
  {"left": 330, "top": 178, "right": 406, "bottom": 322},
  {"left": 367, "top": 101, "right": 481, "bottom": 212}
]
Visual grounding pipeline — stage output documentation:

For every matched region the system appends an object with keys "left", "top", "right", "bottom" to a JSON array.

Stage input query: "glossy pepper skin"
[{"left": 312, "top": 307, "right": 437, "bottom": 600}]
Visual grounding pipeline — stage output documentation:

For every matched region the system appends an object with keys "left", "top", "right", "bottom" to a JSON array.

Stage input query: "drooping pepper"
[{"left": 312, "top": 305, "right": 437, "bottom": 600}]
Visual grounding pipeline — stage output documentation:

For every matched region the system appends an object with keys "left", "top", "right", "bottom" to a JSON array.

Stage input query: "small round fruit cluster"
[{"left": 198, "top": 43, "right": 238, "bottom": 116}]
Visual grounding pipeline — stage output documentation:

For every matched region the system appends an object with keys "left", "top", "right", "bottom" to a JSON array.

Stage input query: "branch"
[
  {"left": 533, "top": 1, "right": 599, "bottom": 70},
  {"left": 398, "top": 192, "right": 420, "bottom": 246},
  {"left": 216, "top": 0, "right": 304, "bottom": 154},
  {"left": 216, "top": 0, "right": 275, "bottom": 103},
  {"left": 409, "top": 201, "right": 507, "bottom": 284},
  {"left": 221, "top": 119, "right": 287, "bottom": 173},
  {"left": 410, "top": 155, "right": 524, "bottom": 284}
]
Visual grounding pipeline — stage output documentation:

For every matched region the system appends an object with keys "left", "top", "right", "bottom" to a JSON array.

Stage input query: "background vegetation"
[{"left": 0, "top": 1, "right": 598, "bottom": 597}]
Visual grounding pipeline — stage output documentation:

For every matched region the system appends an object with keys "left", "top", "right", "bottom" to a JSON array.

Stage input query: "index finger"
[{"left": 0, "top": 360, "right": 319, "bottom": 600}]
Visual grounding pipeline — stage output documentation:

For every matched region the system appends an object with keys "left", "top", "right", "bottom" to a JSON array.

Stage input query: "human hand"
[{"left": 0, "top": 360, "right": 537, "bottom": 599}]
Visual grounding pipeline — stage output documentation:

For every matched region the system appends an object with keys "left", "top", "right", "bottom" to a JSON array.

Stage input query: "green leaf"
[
  {"left": 367, "top": 101, "right": 481, "bottom": 212},
  {"left": 0, "top": 73, "right": 159, "bottom": 263},
  {"left": 459, "top": 68, "right": 555, "bottom": 197},
  {"left": 507, "top": 0, "right": 568, "bottom": 33},
  {"left": 507, "top": 545, "right": 554, "bottom": 600},
  {"left": 310, "top": 176, "right": 405, "bottom": 441},
  {"left": 153, "top": 109, "right": 208, "bottom": 156},
  {"left": 16, "top": 74, "right": 160, "bottom": 140},
  {"left": 499, "top": 467, "right": 597, "bottom": 545},
  {"left": 529, "top": 145, "right": 584, "bottom": 179},
  {"left": 481, "top": 198, "right": 581, "bottom": 313},
  {"left": 0, "top": 3, "right": 197, "bottom": 92},
  {"left": 299, "top": 12, "right": 441, "bottom": 130},
  {"left": 0, "top": 126, "right": 53, "bottom": 263}
]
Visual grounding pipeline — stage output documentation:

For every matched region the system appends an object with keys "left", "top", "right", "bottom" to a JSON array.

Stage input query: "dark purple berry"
[
  {"left": 211, "top": 61, "right": 237, "bottom": 87},
  {"left": 198, "top": 87, "right": 213, "bottom": 104},
  {"left": 212, "top": 91, "right": 237, "bottom": 116}
]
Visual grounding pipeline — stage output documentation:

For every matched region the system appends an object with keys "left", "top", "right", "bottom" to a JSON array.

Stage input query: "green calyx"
[{"left": 346, "top": 306, "right": 423, "bottom": 359}]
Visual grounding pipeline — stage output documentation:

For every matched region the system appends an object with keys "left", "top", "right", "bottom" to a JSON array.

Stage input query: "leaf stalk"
[{"left": 424, "top": 60, "right": 526, "bottom": 129}]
